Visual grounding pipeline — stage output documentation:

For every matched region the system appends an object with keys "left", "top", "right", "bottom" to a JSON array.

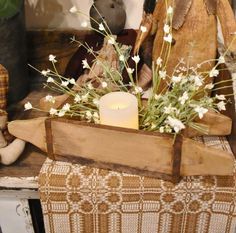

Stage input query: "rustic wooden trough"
[{"left": 8, "top": 114, "right": 235, "bottom": 183}]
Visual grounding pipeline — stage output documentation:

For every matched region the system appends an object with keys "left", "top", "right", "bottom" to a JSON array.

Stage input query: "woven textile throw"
[{"left": 38, "top": 136, "right": 236, "bottom": 233}]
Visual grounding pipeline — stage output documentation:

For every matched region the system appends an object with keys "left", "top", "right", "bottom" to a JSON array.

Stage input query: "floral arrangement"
[{"left": 25, "top": 3, "right": 234, "bottom": 136}]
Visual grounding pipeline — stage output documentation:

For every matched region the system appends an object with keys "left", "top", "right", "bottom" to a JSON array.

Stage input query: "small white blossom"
[
  {"left": 108, "top": 36, "right": 115, "bottom": 45},
  {"left": 167, "top": 6, "right": 173, "bottom": 15},
  {"left": 159, "top": 70, "right": 166, "bottom": 79},
  {"left": 24, "top": 102, "right": 32, "bottom": 110},
  {"left": 99, "top": 23, "right": 105, "bottom": 31},
  {"left": 132, "top": 55, "right": 140, "bottom": 64},
  {"left": 82, "top": 93, "right": 89, "bottom": 101},
  {"left": 45, "top": 95, "right": 55, "bottom": 103},
  {"left": 215, "top": 94, "right": 226, "bottom": 100},
  {"left": 218, "top": 56, "right": 225, "bottom": 64},
  {"left": 74, "top": 94, "right": 81, "bottom": 103},
  {"left": 62, "top": 103, "right": 70, "bottom": 112},
  {"left": 81, "top": 21, "right": 88, "bottom": 28},
  {"left": 69, "top": 6, "right": 77, "bottom": 13},
  {"left": 82, "top": 59, "right": 89, "bottom": 69},
  {"left": 119, "top": 55, "right": 125, "bottom": 61},
  {"left": 93, "top": 112, "right": 99, "bottom": 119},
  {"left": 172, "top": 76, "right": 181, "bottom": 83},
  {"left": 47, "top": 77, "right": 54, "bottom": 83},
  {"left": 127, "top": 68, "right": 134, "bottom": 74},
  {"left": 87, "top": 83, "right": 94, "bottom": 90},
  {"left": 69, "top": 78, "right": 76, "bottom": 85},
  {"left": 154, "top": 94, "right": 161, "bottom": 100},
  {"left": 166, "top": 116, "right": 185, "bottom": 133},
  {"left": 209, "top": 68, "right": 219, "bottom": 77},
  {"left": 217, "top": 101, "right": 226, "bottom": 111},
  {"left": 61, "top": 81, "right": 69, "bottom": 87},
  {"left": 93, "top": 98, "right": 99, "bottom": 106},
  {"left": 164, "top": 34, "right": 172, "bottom": 43},
  {"left": 193, "top": 75, "right": 203, "bottom": 87},
  {"left": 58, "top": 110, "right": 66, "bottom": 117},
  {"left": 159, "top": 126, "right": 165, "bottom": 133},
  {"left": 164, "top": 104, "right": 177, "bottom": 114},
  {"left": 178, "top": 91, "right": 189, "bottom": 105},
  {"left": 49, "top": 108, "right": 57, "bottom": 115},
  {"left": 134, "top": 86, "right": 143, "bottom": 94},
  {"left": 101, "top": 82, "right": 108, "bottom": 88},
  {"left": 140, "top": 26, "right": 147, "bottom": 33},
  {"left": 49, "top": 54, "right": 57, "bottom": 63},
  {"left": 205, "top": 83, "right": 214, "bottom": 90},
  {"left": 164, "top": 24, "right": 170, "bottom": 34},
  {"left": 41, "top": 69, "right": 50, "bottom": 76},
  {"left": 194, "top": 106, "right": 208, "bottom": 119},
  {"left": 85, "top": 111, "right": 92, "bottom": 119},
  {"left": 156, "top": 57, "right": 162, "bottom": 66}
]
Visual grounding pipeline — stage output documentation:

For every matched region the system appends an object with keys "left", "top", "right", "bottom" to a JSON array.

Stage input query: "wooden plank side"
[
  {"left": 51, "top": 120, "right": 174, "bottom": 175},
  {"left": 49, "top": 120, "right": 234, "bottom": 177}
]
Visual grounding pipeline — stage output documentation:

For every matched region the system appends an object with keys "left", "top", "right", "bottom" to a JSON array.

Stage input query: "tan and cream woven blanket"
[{"left": 39, "top": 136, "right": 236, "bottom": 233}]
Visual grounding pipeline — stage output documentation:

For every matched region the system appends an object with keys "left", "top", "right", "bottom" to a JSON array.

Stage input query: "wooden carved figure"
[{"left": 135, "top": 0, "right": 236, "bottom": 90}]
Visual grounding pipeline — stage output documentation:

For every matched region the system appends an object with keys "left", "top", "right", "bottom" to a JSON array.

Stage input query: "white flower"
[
  {"left": 167, "top": 6, "right": 173, "bottom": 15},
  {"left": 205, "top": 83, "right": 214, "bottom": 90},
  {"left": 69, "top": 6, "right": 77, "bottom": 13},
  {"left": 164, "top": 24, "right": 170, "bottom": 34},
  {"left": 159, "top": 126, "right": 165, "bottom": 133},
  {"left": 119, "top": 55, "right": 125, "bottom": 61},
  {"left": 49, "top": 108, "right": 57, "bottom": 116},
  {"left": 134, "top": 86, "right": 143, "bottom": 94},
  {"left": 194, "top": 106, "right": 208, "bottom": 119},
  {"left": 164, "top": 104, "right": 176, "bottom": 114},
  {"left": 132, "top": 55, "right": 140, "bottom": 64},
  {"left": 45, "top": 95, "right": 55, "bottom": 103},
  {"left": 74, "top": 94, "right": 81, "bottom": 103},
  {"left": 69, "top": 78, "right": 76, "bottom": 85},
  {"left": 61, "top": 81, "right": 69, "bottom": 87},
  {"left": 108, "top": 36, "right": 115, "bottom": 45},
  {"left": 209, "top": 68, "right": 219, "bottom": 77},
  {"left": 140, "top": 26, "right": 147, "bottom": 33},
  {"left": 41, "top": 69, "right": 50, "bottom": 76},
  {"left": 215, "top": 94, "right": 226, "bottom": 100},
  {"left": 62, "top": 103, "right": 70, "bottom": 111},
  {"left": 58, "top": 110, "right": 66, "bottom": 117},
  {"left": 172, "top": 75, "right": 181, "bottom": 83},
  {"left": 82, "top": 59, "right": 89, "bottom": 69},
  {"left": 159, "top": 70, "right": 166, "bottom": 79},
  {"left": 218, "top": 56, "right": 225, "bottom": 64},
  {"left": 164, "top": 34, "right": 172, "bottom": 43},
  {"left": 193, "top": 75, "right": 203, "bottom": 87},
  {"left": 154, "top": 94, "right": 161, "bottom": 100},
  {"left": 101, "top": 82, "right": 108, "bottom": 88},
  {"left": 99, "top": 23, "right": 105, "bottom": 31},
  {"left": 82, "top": 93, "right": 89, "bottom": 101},
  {"left": 81, "top": 21, "right": 88, "bottom": 28},
  {"left": 49, "top": 54, "right": 57, "bottom": 63},
  {"left": 217, "top": 101, "right": 226, "bottom": 111},
  {"left": 87, "top": 83, "right": 94, "bottom": 90},
  {"left": 93, "top": 98, "right": 99, "bottom": 106},
  {"left": 47, "top": 77, "right": 54, "bottom": 83},
  {"left": 166, "top": 116, "right": 185, "bottom": 133},
  {"left": 178, "top": 91, "right": 189, "bottom": 105},
  {"left": 156, "top": 57, "right": 162, "bottom": 66},
  {"left": 85, "top": 111, "right": 92, "bottom": 119},
  {"left": 24, "top": 102, "right": 32, "bottom": 110},
  {"left": 127, "top": 68, "right": 134, "bottom": 74},
  {"left": 93, "top": 112, "right": 99, "bottom": 119}
]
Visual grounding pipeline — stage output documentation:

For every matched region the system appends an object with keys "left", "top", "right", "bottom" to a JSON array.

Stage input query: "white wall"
[{"left": 25, "top": 0, "right": 144, "bottom": 30}]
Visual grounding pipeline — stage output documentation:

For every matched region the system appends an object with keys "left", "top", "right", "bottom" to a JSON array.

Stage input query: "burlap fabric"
[
  {"left": 0, "top": 64, "right": 8, "bottom": 109},
  {"left": 38, "top": 136, "right": 236, "bottom": 233}
]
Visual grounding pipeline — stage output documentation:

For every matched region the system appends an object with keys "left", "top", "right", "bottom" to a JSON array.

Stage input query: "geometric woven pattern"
[{"left": 38, "top": 136, "right": 236, "bottom": 233}]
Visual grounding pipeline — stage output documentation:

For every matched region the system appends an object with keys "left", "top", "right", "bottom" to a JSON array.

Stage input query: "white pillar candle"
[{"left": 99, "top": 92, "right": 139, "bottom": 129}]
